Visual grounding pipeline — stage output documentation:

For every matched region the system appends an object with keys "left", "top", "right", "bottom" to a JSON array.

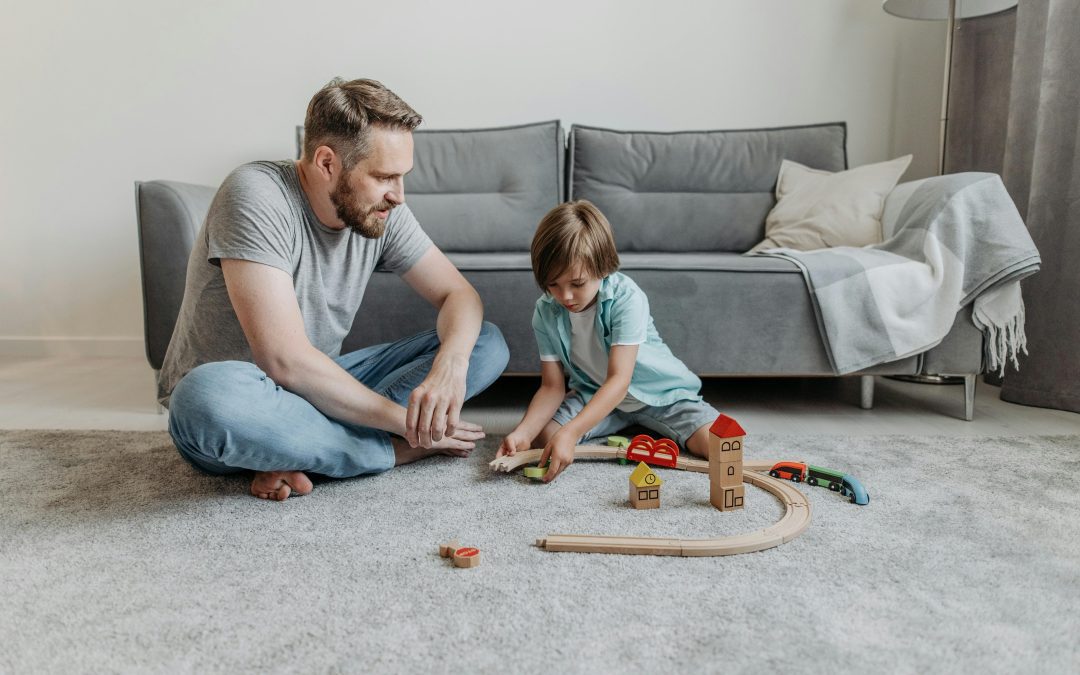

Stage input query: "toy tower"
[{"left": 708, "top": 414, "right": 745, "bottom": 511}]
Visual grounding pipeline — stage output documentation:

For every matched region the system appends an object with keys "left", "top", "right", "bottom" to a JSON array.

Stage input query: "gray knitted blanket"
[{"left": 759, "top": 173, "right": 1041, "bottom": 375}]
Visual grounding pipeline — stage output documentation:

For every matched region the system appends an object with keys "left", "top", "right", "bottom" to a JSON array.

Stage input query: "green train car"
[{"left": 806, "top": 464, "right": 845, "bottom": 492}]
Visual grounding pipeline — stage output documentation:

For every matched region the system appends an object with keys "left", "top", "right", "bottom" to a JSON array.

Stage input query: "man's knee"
[
  {"left": 474, "top": 321, "right": 510, "bottom": 374},
  {"left": 171, "top": 362, "right": 260, "bottom": 421}
]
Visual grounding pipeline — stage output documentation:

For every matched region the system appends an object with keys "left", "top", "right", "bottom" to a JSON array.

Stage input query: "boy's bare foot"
[{"left": 250, "top": 471, "right": 314, "bottom": 501}]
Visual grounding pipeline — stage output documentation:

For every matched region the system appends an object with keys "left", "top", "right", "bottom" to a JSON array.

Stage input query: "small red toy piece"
[
  {"left": 625, "top": 434, "right": 680, "bottom": 468},
  {"left": 769, "top": 461, "right": 808, "bottom": 483}
]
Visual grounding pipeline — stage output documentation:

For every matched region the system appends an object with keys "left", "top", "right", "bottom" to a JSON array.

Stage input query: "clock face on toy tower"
[{"left": 708, "top": 415, "right": 745, "bottom": 511}]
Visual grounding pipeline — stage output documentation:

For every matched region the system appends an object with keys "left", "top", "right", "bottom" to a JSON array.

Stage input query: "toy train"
[{"left": 769, "top": 462, "right": 869, "bottom": 505}]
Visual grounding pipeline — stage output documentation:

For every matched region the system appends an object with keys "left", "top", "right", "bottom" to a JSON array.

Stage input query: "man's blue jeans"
[{"left": 167, "top": 322, "right": 509, "bottom": 478}]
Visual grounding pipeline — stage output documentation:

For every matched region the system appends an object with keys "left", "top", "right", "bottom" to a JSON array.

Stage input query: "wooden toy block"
[
  {"left": 523, "top": 466, "right": 547, "bottom": 480},
  {"left": 452, "top": 547, "right": 481, "bottom": 568},
  {"left": 438, "top": 539, "right": 459, "bottom": 558},
  {"left": 707, "top": 415, "right": 746, "bottom": 462},
  {"left": 625, "top": 434, "right": 680, "bottom": 468},
  {"left": 715, "top": 460, "right": 743, "bottom": 488},
  {"left": 710, "top": 484, "right": 745, "bottom": 511},
  {"left": 708, "top": 443, "right": 743, "bottom": 463},
  {"left": 628, "top": 461, "right": 662, "bottom": 509}
]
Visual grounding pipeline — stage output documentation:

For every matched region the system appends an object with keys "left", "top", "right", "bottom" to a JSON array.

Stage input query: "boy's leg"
[
  {"left": 627, "top": 399, "right": 722, "bottom": 458},
  {"left": 335, "top": 321, "right": 509, "bottom": 406},
  {"left": 168, "top": 361, "right": 396, "bottom": 480},
  {"left": 542, "top": 391, "right": 630, "bottom": 446}
]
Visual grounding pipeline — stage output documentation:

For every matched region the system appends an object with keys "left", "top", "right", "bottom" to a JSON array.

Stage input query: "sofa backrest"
[
  {"left": 568, "top": 123, "right": 848, "bottom": 252},
  {"left": 407, "top": 120, "right": 564, "bottom": 252}
]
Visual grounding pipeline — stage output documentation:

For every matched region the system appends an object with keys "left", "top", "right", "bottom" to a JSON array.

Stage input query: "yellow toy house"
[{"left": 629, "top": 461, "right": 662, "bottom": 509}]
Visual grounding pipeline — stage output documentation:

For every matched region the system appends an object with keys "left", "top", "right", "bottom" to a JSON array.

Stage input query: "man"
[{"left": 162, "top": 78, "right": 509, "bottom": 500}]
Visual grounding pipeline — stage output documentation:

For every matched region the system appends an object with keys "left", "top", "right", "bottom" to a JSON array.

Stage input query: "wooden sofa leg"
[
  {"left": 860, "top": 375, "right": 874, "bottom": 409},
  {"left": 964, "top": 374, "right": 976, "bottom": 421}
]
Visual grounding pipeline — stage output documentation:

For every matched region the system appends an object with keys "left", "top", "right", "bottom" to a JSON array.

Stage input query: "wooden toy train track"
[{"left": 489, "top": 445, "right": 811, "bottom": 557}]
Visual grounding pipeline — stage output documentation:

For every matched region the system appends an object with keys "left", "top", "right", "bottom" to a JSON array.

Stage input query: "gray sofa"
[{"left": 136, "top": 120, "right": 983, "bottom": 419}]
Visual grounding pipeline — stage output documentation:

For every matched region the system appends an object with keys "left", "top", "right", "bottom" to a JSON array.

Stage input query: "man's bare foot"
[
  {"left": 392, "top": 433, "right": 481, "bottom": 466},
  {"left": 250, "top": 471, "right": 314, "bottom": 501}
]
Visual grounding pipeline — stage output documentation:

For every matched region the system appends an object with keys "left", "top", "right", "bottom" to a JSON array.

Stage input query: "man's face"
[{"left": 329, "top": 127, "right": 414, "bottom": 238}]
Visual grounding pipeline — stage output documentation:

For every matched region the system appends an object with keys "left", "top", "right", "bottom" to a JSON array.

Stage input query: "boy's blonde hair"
[{"left": 531, "top": 200, "right": 620, "bottom": 290}]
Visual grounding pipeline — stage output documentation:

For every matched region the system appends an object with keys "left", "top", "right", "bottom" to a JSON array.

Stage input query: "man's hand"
[
  {"left": 497, "top": 430, "right": 532, "bottom": 458},
  {"left": 539, "top": 429, "right": 577, "bottom": 483},
  {"left": 406, "top": 353, "right": 469, "bottom": 448}
]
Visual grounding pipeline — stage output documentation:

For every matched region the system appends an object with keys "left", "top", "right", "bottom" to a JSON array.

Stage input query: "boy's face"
[{"left": 546, "top": 264, "right": 602, "bottom": 313}]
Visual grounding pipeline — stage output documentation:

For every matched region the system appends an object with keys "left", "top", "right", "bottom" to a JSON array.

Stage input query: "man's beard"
[{"left": 330, "top": 177, "right": 392, "bottom": 239}]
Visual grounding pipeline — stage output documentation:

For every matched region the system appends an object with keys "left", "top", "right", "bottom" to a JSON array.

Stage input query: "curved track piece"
[{"left": 490, "top": 445, "right": 811, "bottom": 557}]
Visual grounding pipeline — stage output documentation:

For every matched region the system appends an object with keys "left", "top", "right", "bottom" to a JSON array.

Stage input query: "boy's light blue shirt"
[{"left": 532, "top": 272, "right": 702, "bottom": 407}]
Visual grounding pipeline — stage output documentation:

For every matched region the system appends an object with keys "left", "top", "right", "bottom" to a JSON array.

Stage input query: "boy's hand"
[
  {"left": 497, "top": 430, "right": 531, "bottom": 458},
  {"left": 539, "top": 430, "right": 577, "bottom": 483}
]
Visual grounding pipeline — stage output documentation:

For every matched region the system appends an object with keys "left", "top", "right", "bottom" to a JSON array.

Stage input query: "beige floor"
[{"left": 2, "top": 355, "right": 1079, "bottom": 437}]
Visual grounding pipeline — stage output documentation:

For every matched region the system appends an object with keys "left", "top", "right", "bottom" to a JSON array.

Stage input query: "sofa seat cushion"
[
  {"left": 442, "top": 251, "right": 804, "bottom": 273},
  {"left": 350, "top": 252, "right": 918, "bottom": 376}
]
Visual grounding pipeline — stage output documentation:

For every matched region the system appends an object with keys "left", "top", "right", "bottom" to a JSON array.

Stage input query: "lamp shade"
[{"left": 882, "top": 0, "right": 1017, "bottom": 20}]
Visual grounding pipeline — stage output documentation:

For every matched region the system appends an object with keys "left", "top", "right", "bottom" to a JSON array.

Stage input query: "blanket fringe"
[{"left": 983, "top": 297, "right": 1029, "bottom": 378}]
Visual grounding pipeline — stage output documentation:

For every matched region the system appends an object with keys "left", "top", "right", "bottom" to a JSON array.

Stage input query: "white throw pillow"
[{"left": 748, "top": 155, "right": 913, "bottom": 252}]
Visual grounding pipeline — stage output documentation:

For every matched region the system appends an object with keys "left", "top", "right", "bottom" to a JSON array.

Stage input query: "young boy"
[{"left": 497, "top": 200, "right": 721, "bottom": 482}]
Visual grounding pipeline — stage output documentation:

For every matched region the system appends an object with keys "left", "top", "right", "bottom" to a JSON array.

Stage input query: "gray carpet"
[{"left": 1, "top": 430, "right": 1078, "bottom": 673}]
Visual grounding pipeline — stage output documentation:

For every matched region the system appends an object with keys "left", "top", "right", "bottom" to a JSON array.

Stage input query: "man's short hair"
[
  {"left": 302, "top": 77, "right": 422, "bottom": 170},
  {"left": 530, "top": 200, "right": 621, "bottom": 290}
]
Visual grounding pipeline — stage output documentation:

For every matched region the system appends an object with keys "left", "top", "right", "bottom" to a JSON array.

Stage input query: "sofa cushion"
[
  {"left": 750, "top": 155, "right": 912, "bottom": 252},
  {"left": 345, "top": 252, "right": 919, "bottom": 376},
  {"left": 569, "top": 123, "right": 848, "bottom": 253},
  {"left": 406, "top": 121, "right": 564, "bottom": 252}
]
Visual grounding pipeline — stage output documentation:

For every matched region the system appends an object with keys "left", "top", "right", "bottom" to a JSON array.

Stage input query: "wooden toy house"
[
  {"left": 629, "top": 461, "right": 662, "bottom": 509},
  {"left": 708, "top": 414, "right": 745, "bottom": 511}
]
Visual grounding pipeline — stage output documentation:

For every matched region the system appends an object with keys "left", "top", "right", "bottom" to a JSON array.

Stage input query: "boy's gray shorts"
[{"left": 551, "top": 391, "right": 721, "bottom": 447}]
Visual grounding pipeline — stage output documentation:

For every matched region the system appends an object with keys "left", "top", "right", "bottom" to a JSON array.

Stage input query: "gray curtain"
[
  {"left": 947, "top": 2, "right": 1080, "bottom": 412},
  {"left": 998, "top": 0, "right": 1080, "bottom": 412}
]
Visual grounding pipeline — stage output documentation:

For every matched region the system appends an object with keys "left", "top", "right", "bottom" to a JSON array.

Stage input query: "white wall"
[{"left": 0, "top": 0, "right": 946, "bottom": 356}]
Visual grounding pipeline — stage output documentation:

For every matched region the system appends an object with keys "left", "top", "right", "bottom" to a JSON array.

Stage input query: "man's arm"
[
  {"left": 399, "top": 246, "right": 485, "bottom": 447},
  {"left": 221, "top": 258, "right": 410, "bottom": 434}
]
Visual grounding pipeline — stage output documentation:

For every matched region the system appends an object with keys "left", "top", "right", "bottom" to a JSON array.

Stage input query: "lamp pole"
[{"left": 938, "top": 0, "right": 957, "bottom": 175}]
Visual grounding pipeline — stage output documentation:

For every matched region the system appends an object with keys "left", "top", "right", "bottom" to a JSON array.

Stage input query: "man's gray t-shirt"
[{"left": 158, "top": 160, "right": 433, "bottom": 405}]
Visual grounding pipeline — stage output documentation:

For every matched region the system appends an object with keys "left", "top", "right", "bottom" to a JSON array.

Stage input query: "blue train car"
[{"left": 839, "top": 475, "right": 870, "bottom": 505}]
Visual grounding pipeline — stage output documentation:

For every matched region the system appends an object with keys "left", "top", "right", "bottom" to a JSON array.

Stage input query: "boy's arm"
[
  {"left": 542, "top": 344, "right": 638, "bottom": 481},
  {"left": 558, "top": 344, "right": 638, "bottom": 442},
  {"left": 511, "top": 360, "right": 568, "bottom": 441}
]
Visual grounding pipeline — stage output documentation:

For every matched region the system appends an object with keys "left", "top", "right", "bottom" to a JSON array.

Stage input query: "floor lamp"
[{"left": 882, "top": 0, "right": 1018, "bottom": 386}]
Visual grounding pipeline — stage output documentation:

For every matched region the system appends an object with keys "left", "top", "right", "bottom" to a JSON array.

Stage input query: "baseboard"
[{"left": 0, "top": 337, "right": 144, "bottom": 358}]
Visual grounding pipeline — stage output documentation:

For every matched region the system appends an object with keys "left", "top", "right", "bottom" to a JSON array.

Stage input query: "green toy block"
[
  {"left": 523, "top": 466, "right": 547, "bottom": 480},
  {"left": 606, "top": 435, "right": 630, "bottom": 448}
]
